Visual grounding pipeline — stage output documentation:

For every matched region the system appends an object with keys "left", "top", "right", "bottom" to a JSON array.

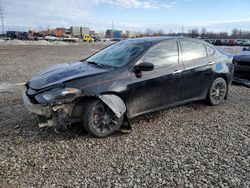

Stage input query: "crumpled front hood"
[{"left": 29, "top": 61, "right": 109, "bottom": 90}]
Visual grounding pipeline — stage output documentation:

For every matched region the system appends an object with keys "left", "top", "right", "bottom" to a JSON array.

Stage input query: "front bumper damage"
[
  {"left": 22, "top": 89, "right": 127, "bottom": 131},
  {"left": 22, "top": 90, "right": 51, "bottom": 117},
  {"left": 22, "top": 90, "right": 77, "bottom": 129}
]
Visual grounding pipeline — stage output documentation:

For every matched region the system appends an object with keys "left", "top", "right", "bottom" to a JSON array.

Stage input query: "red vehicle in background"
[{"left": 227, "top": 39, "right": 236, "bottom": 46}]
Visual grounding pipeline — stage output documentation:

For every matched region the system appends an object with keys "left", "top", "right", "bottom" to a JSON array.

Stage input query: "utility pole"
[
  {"left": 181, "top": 26, "right": 184, "bottom": 35},
  {"left": 0, "top": 5, "right": 5, "bottom": 34},
  {"left": 111, "top": 21, "right": 114, "bottom": 38}
]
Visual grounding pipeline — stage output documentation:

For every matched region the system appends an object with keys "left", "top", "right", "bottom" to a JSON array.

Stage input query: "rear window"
[{"left": 181, "top": 41, "right": 207, "bottom": 61}]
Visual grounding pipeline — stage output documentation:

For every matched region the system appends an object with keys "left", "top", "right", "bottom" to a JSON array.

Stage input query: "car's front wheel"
[
  {"left": 207, "top": 77, "right": 227, "bottom": 106},
  {"left": 81, "top": 99, "right": 124, "bottom": 137}
]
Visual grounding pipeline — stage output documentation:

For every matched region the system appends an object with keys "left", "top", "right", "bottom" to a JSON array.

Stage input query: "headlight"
[{"left": 35, "top": 88, "right": 81, "bottom": 103}]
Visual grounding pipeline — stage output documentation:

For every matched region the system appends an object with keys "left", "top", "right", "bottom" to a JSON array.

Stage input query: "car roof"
[
  {"left": 125, "top": 36, "right": 206, "bottom": 44},
  {"left": 126, "top": 36, "right": 180, "bottom": 43}
]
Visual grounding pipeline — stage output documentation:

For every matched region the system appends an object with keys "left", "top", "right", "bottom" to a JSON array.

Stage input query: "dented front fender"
[{"left": 98, "top": 94, "right": 126, "bottom": 118}]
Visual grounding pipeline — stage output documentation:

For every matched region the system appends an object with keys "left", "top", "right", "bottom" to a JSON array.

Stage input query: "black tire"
[
  {"left": 207, "top": 77, "right": 227, "bottom": 106},
  {"left": 81, "top": 99, "right": 124, "bottom": 138}
]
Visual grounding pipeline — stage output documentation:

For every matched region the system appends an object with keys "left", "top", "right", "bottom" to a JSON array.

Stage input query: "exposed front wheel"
[
  {"left": 81, "top": 99, "right": 124, "bottom": 137},
  {"left": 207, "top": 77, "right": 227, "bottom": 106}
]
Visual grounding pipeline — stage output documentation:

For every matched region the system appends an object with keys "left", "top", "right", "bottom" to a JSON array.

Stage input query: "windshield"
[{"left": 86, "top": 40, "right": 154, "bottom": 67}]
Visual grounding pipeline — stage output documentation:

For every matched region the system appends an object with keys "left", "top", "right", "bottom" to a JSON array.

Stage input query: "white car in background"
[
  {"left": 235, "top": 39, "right": 243, "bottom": 46},
  {"left": 37, "top": 36, "right": 45, "bottom": 40},
  {"left": 242, "top": 39, "right": 250, "bottom": 46},
  {"left": 63, "top": 37, "right": 79, "bottom": 42},
  {"left": 44, "top": 36, "right": 58, "bottom": 41}
]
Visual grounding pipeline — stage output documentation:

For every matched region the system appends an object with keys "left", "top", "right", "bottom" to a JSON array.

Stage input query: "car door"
[
  {"left": 180, "top": 39, "right": 215, "bottom": 100},
  {"left": 126, "top": 40, "right": 185, "bottom": 117}
]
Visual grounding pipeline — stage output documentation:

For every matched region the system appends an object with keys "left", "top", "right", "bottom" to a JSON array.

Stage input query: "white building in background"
[
  {"left": 70, "top": 26, "right": 90, "bottom": 37},
  {"left": 126, "top": 30, "right": 136, "bottom": 38}
]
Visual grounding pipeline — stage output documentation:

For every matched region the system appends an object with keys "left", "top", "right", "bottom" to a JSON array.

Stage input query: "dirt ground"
[{"left": 0, "top": 43, "right": 249, "bottom": 187}]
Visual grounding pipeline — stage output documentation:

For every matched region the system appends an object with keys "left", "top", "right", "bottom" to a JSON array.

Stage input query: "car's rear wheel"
[
  {"left": 208, "top": 77, "right": 227, "bottom": 106},
  {"left": 81, "top": 99, "right": 124, "bottom": 137}
]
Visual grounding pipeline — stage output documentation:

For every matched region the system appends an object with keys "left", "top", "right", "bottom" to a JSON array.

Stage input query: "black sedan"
[{"left": 23, "top": 37, "right": 234, "bottom": 137}]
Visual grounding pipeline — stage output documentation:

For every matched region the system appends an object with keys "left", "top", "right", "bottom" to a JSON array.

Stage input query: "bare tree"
[
  {"left": 201, "top": 27, "right": 207, "bottom": 38},
  {"left": 231, "top": 28, "right": 239, "bottom": 38},
  {"left": 188, "top": 28, "right": 199, "bottom": 38},
  {"left": 218, "top": 32, "right": 229, "bottom": 39},
  {"left": 145, "top": 29, "right": 153, "bottom": 36}
]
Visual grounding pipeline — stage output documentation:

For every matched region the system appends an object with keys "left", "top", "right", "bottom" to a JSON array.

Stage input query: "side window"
[
  {"left": 141, "top": 41, "right": 179, "bottom": 67},
  {"left": 206, "top": 45, "right": 215, "bottom": 56},
  {"left": 181, "top": 41, "right": 207, "bottom": 61}
]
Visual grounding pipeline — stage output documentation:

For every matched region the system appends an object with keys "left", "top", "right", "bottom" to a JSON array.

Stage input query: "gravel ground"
[{"left": 0, "top": 44, "right": 249, "bottom": 187}]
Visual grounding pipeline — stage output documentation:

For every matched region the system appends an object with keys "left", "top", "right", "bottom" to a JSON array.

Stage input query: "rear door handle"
[
  {"left": 207, "top": 62, "right": 215, "bottom": 66},
  {"left": 172, "top": 70, "right": 183, "bottom": 74}
]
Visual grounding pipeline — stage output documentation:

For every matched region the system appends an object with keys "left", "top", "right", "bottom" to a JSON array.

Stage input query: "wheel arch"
[
  {"left": 215, "top": 73, "right": 229, "bottom": 85},
  {"left": 71, "top": 93, "right": 127, "bottom": 119}
]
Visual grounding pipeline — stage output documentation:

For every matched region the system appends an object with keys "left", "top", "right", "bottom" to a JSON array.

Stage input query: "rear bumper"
[{"left": 22, "top": 90, "right": 51, "bottom": 117}]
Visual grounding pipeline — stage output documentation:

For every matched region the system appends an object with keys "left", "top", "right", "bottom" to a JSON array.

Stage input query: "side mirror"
[
  {"left": 133, "top": 62, "right": 154, "bottom": 72},
  {"left": 242, "top": 47, "right": 247, "bottom": 51}
]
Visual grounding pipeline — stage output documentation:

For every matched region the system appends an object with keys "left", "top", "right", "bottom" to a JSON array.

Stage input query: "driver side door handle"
[{"left": 207, "top": 62, "right": 215, "bottom": 66}]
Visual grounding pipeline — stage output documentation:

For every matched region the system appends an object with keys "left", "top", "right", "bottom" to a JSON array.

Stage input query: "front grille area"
[
  {"left": 29, "top": 95, "right": 38, "bottom": 104},
  {"left": 26, "top": 92, "right": 38, "bottom": 104},
  {"left": 235, "top": 60, "right": 250, "bottom": 66}
]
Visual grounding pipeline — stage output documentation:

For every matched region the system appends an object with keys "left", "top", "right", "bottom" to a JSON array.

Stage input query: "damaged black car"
[{"left": 23, "top": 37, "right": 234, "bottom": 137}]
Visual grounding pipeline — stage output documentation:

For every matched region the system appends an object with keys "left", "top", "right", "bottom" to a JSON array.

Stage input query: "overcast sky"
[{"left": 1, "top": 0, "right": 250, "bottom": 33}]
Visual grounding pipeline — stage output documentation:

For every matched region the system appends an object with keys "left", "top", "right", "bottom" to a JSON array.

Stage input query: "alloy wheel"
[
  {"left": 210, "top": 78, "right": 227, "bottom": 105},
  {"left": 91, "top": 102, "right": 121, "bottom": 135}
]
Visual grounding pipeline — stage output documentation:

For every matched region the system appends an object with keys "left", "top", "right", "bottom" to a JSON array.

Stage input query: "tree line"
[{"left": 144, "top": 28, "right": 250, "bottom": 39}]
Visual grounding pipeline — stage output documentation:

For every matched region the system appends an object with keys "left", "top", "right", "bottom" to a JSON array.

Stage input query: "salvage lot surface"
[{"left": 0, "top": 44, "right": 249, "bottom": 187}]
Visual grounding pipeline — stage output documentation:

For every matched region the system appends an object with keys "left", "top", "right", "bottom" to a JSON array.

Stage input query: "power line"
[
  {"left": 0, "top": 5, "right": 4, "bottom": 34},
  {"left": 111, "top": 21, "right": 114, "bottom": 38}
]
